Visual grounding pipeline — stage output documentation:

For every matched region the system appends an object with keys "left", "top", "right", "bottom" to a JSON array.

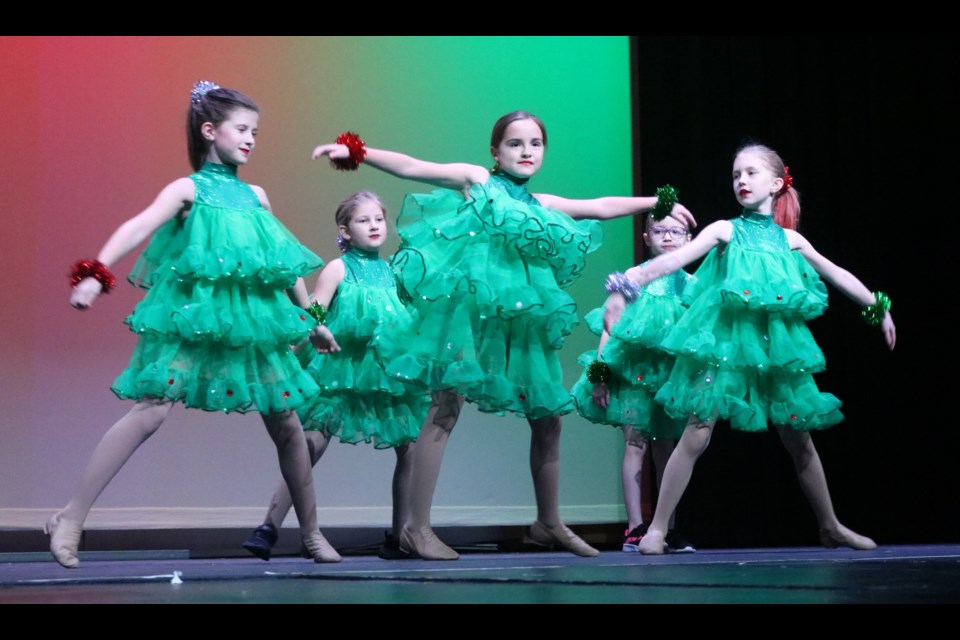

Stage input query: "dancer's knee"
[
  {"left": 775, "top": 425, "right": 815, "bottom": 462},
  {"left": 431, "top": 390, "right": 464, "bottom": 432},
  {"left": 623, "top": 427, "right": 648, "bottom": 461},
  {"left": 128, "top": 398, "right": 173, "bottom": 436},
  {"left": 678, "top": 419, "right": 713, "bottom": 458},
  {"left": 304, "top": 430, "right": 329, "bottom": 464}
]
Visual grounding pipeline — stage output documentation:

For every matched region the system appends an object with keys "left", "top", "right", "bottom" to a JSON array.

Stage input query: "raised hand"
[
  {"left": 311, "top": 143, "right": 350, "bottom": 163},
  {"left": 670, "top": 203, "right": 697, "bottom": 228}
]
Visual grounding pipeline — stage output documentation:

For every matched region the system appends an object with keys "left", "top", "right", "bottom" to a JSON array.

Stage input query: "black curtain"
[{"left": 631, "top": 36, "right": 956, "bottom": 547}]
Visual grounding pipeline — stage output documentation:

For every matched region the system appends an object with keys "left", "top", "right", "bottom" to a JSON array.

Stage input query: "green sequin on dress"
[
  {"left": 376, "top": 171, "right": 602, "bottom": 420},
  {"left": 111, "top": 162, "right": 324, "bottom": 414},
  {"left": 571, "top": 264, "right": 692, "bottom": 440},
  {"left": 654, "top": 211, "right": 842, "bottom": 431},
  {"left": 296, "top": 248, "right": 429, "bottom": 448}
]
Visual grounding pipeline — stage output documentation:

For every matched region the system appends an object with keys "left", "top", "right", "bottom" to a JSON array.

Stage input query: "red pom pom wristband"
[
  {"left": 332, "top": 132, "right": 367, "bottom": 171},
  {"left": 70, "top": 259, "right": 116, "bottom": 294}
]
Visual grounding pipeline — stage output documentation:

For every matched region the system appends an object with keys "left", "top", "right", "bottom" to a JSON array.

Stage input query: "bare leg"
[
  {"left": 46, "top": 398, "right": 173, "bottom": 568},
  {"left": 392, "top": 443, "right": 412, "bottom": 536},
  {"left": 398, "top": 389, "right": 463, "bottom": 560},
  {"left": 260, "top": 430, "right": 331, "bottom": 530},
  {"left": 775, "top": 425, "right": 876, "bottom": 550},
  {"left": 525, "top": 416, "right": 599, "bottom": 557},
  {"left": 638, "top": 417, "right": 714, "bottom": 555},
  {"left": 262, "top": 411, "right": 340, "bottom": 562},
  {"left": 622, "top": 426, "right": 648, "bottom": 531},
  {"left": 650, "top": 438, "right": 678, "bottom": 530}
]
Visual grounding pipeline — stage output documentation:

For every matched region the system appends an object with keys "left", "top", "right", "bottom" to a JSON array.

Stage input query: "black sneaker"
[
  {"left": 242, "top": 523, "right": 278, "bottom": 561},
  {"left": 665, "top": 529, "right": 696, "bottom": 554},
  {"left": 377, "top": 531, "right": 420, "bottom": 560},
  {"left": 622, "top": 523, "right": 649, "bottom": 552}
]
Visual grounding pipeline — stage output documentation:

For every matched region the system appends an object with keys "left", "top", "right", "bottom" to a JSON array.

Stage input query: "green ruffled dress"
[
  {"left": 111, "top": 162, "right": 324, "bottom": 414},
  {"left": 377, "top": 171, "right": 602, "bottom": 420},
  {"left": 571, "top": 266, "right": 692, "bottom": 440},
  {"left": 296, "top": 247, "right": 429, "bottom": 448},
  {"left": 654, "top": 211, "right": 842, "bottom": 431}
]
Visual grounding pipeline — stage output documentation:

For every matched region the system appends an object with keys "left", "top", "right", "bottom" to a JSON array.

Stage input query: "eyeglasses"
[{"left": 649, "top": 226, "right": 689, "bottom": 238}]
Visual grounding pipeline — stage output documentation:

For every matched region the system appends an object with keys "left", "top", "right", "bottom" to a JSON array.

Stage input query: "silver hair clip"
[
  {"left": 605, "top": 272, "right": 641, "bottom": 303},
  {"left": 191, "top": 80, "right": 220, "bottom": 104},
  {"left": 335, "top": 233, "right": 350, "bottom": 253}
]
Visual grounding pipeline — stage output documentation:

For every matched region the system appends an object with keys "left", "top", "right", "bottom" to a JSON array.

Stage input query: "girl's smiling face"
[
  {"left": 491, "top": 118, "right": 545, "bottom": 180},
  {"left": 203, "top": 107, "right": 258, "bottom": 167}
]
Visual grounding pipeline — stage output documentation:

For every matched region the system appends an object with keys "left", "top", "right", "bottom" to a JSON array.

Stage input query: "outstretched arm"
[
  {"left": 312, "top": 143, "right": 488, "bottom": 191},
  {"left": 536, "top": 193, "right": 697, "bottom": 227},
  {"left": 70, "top": 178, "right": 194, "bottom": 309},
  {"left": 625, "top": 220, "right": 730, "bottom": 287},
  {"left": 788, "top": 230, "right": 896, "bottom": 350},
  {"left": 305, "top": 259, "right": 347, "bottom": 354}
]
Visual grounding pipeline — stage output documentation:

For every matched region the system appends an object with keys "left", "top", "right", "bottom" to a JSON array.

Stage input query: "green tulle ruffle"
[
  {"left": 375, "top": 181, "right": 598, "bottom": 420},
  {"left": 115, "top": 196, "right": 323, "bottom": 414}
]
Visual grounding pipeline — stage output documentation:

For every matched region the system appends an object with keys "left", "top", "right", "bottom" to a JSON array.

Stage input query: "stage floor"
[{"left": 2, "top": 544, "right": 958, "bottom": 604}]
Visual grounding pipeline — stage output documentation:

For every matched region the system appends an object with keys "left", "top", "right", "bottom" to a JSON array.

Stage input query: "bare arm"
[
  {"left": 625, "top": 220, "right": 731, "bottom": 286},
  {"left": 70, "top": 178, "right": 194, "bottom": 309},
  {"left": 311, "top": 259, "right": 345, "bottom": 308},
  {"left": 787, "top": 229, "right": 896, "bottom": 350},
  {"left": 306, "top": 258, "right": 347, "bottom": 354},
  {"left": 592, "top": 292, "right": 627, "bottom": 409},
  {"left": 312, "top": 144, "right": 488, "bottom": 191},
  {"left": 536, "top": 193, "right": 697, "bottom": 228},
  {"left": 250, "top": 184, "right": 271, "bottom": 211},
  {"left": 287, "top": 278, "right": 311, "bottom": 308}
]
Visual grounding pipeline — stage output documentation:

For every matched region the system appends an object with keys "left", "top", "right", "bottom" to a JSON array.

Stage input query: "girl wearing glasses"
[{"left": 572, "top": 214, "right": 696, "bottom": 553}]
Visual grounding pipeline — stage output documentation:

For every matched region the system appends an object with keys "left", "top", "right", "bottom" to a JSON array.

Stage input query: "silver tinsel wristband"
[{"left": 605, "top": 271, "right": 641, "bottom": 303}]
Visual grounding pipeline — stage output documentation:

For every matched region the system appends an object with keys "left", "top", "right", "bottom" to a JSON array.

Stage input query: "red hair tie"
[{"left": 781, "top": 166, "right": 794, "bottom": 192}]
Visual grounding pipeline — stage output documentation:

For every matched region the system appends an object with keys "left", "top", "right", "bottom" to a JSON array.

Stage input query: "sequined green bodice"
[
  {"left": 191, "top": 162, "right": 261, "bottom": 209},
  {"left": 732, "top": 210, "right": 789, "bottom": 252},
  {"left": 489, "top": 170, "right": 540, "bottom": 206},
  {"left": 639, "top": 260, "right": 690, "bottom": 297},
  {"left": 341, "top": 247, "right": 394, "bottom": 288}
]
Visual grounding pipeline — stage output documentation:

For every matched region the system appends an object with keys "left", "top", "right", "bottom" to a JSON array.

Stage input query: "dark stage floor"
[{"left": 2, "top": 544, "right": 958, "bottom": 604}]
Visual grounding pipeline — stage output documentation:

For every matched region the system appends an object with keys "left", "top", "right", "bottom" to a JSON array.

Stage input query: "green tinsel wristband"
[
  {"left": 861, "top": 291, "right": 891, "bottom": 326},
  {"left": 650, "top": 184, "right": 679, "bottom": 221},
  {"left": 586, "top": 360, "right": 613, "bottom": 385},
  {"left": 306, "top": 302, "right": 327, "bottom": 325}
]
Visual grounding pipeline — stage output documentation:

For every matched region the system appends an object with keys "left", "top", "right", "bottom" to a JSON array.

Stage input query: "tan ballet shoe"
[
  {"left": 637, "top": 528, "right": 666, "bottom": 555},
  {"left": 819, "top": 525, "right": 877, "bottom": 551},
  {"left": 399, "top": 526, "right": 459, "bottom": 560},
  {"left": 302, "top": 530, "right": 342, "bottom": 563},
  {"left": 44, "top": 512, "right": 82, "bottom": 569},
  {"left": 524, "top": 520, "right": 600, "bottom": 557}
]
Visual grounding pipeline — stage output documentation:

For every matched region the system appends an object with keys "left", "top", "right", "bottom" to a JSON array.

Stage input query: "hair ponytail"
[
  {"left": 773, "top": 186, "right": 800, "bottom": 231},
  {"left": 736, "top": 143, "right": 801, "bottom": 230}
]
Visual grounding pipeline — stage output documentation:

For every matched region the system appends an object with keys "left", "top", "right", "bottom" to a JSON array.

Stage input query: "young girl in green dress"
[
  {"left": 48, "top": 81, "right": 338, "bottom": 567},
  {"left": 621, "top": 143, "right": 896, "bottom": 554},
  {"left": 242, "top": 191, "right": 430, "bottom": 561},
  {"left": 571, "top": 213, "right": 695, "bottom": 553},
  {"left": 311, "top": 112, "right": 696, "bottom": 559}
]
